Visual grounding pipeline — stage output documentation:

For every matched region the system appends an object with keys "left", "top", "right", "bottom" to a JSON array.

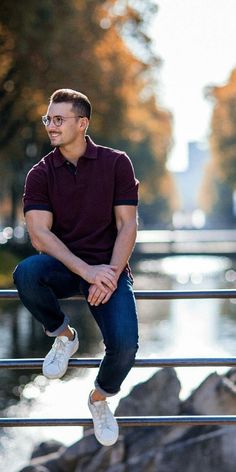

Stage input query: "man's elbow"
[
  {"left": 29, "top": 231, "right": 45, "bottom": 252},
  {"left": 30, "top": 236, "right": 43, "bottom": 252}
]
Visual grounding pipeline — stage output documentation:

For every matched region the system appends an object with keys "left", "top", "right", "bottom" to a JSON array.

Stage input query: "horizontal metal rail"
[
  {"left": 1, "top": 357, "right": 236, "bottom": 369},
  {"left": 1, "top": 289, "right": 236, "bottom": 300},
  {"left": 1, "top": 416, "right": 236, "bottom": 427},
  {"left": 2, "top": 288, "right": 236, "bottom": 429}
]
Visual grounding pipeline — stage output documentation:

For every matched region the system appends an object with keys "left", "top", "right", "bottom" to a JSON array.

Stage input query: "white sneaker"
[
  {"left": 43, "top": 330, "right": 79, "bottom": 379},
  {"left": 88, "top": 394, "right": 119, "bottom": 446}
]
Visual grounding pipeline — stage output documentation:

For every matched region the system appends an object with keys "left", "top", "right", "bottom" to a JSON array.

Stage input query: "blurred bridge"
[{"left": 135, "top": 229, "right": 236, "bottom": 257}]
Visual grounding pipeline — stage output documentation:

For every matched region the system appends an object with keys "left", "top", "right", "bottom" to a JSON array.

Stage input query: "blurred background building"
[{"left": 172, "top": 142, "right": 209, "bottom": 228}]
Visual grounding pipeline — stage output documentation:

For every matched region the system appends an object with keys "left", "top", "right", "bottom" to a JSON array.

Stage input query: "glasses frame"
[{"left": 41, "top": 115, "right": 85, "bottom": 127}]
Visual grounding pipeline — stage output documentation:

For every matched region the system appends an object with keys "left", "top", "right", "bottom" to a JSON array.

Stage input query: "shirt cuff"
[
  {"left": 24, "top": 204, "right": 53, "bottom": 214},
  {"left": 113, "top": 199, "right": 138, "bottom": 206}
]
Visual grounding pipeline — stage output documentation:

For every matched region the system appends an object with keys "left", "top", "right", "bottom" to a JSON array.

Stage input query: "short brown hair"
[{"left": 50, "top": 88, "right": 91, "bottom": 119}]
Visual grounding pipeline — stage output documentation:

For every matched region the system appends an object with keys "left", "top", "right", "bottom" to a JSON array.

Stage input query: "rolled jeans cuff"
[
  {"left": 94, "top": 379, "right": 120, "bottom": 398},
  {"left": 45, "top": 315, "right": 70, "bottom": 337}
]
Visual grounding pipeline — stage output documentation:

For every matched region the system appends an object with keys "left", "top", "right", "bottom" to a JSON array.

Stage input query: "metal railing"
[
  {"left": 2, "top": 288, "right": 236, "bottom": 300},
  {"left": 1, "top": 288, "right": 236, "bottom": 428}
]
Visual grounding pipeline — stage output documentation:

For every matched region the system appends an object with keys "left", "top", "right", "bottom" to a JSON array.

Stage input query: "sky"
[{"left": 151, "top": 0, "right": 236, "bottom": 170}]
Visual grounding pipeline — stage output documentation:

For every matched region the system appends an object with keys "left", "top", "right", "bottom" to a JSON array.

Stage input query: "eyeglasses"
[{"left": 41, "top": 115, "right": 85, "bottom": 127}]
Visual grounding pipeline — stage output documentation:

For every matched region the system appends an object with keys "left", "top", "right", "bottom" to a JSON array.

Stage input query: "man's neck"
[{"left": 59, "top": 137, "right": 87, "bottom": 166}]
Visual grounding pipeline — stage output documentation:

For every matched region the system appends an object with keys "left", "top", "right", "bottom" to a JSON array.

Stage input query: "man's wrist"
[
  {"left": 110, "top": 264, "right": 122, "bottom": 280},
  {"left": 74, "top": 259, "right": 89, "bottom": 279}
]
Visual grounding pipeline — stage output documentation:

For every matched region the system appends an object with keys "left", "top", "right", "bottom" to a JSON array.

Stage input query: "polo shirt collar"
[
  {"left": 83, "top": 135, "right": 98, "bottom": 159},
  {"left": 53, "top": 135, "right": 98, "bottom": 167}
]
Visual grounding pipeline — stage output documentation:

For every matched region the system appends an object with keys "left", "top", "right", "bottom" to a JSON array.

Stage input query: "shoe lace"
[
  {"left": 51, "top": 337, "right": 67, "bottom": 360},
  {"left": 94, "top": 401, "right": 110, "bottom": 429}
]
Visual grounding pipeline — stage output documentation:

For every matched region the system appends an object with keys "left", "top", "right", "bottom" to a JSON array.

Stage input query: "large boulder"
[
  {"left": 31, "top": 440, "right": 64, "bottom": 459},
  {"left": 18, "top": 367, "right": 236, "bottom": 472},
  {"left": 115, "top": 367, "right": 181, "bottom": 416},
  {"left": 182, "top": 368, "right": 236, "bottom": 415},
  {"left": 151, "top": 426, "right": 236, "bottom": 472}
]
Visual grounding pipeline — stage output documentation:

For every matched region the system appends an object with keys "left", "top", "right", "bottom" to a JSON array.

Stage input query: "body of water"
[{"left": 1, "top": 254, "right": 236, "bottom": 471}]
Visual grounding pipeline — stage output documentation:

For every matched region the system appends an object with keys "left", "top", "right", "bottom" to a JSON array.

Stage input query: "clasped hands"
[{"left": 85, "top": 264, "right": 118, "bottom": 306}]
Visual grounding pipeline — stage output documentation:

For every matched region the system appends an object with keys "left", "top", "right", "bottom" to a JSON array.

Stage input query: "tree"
[
  {"left": 201, "top": 69, "right": 236, "bottom": 226},
  {"left": 0, "top": 0, "right": 174, "bottom": 227},
  {"left": 207, "top": 69, "right": 236, "bottom": 186}
]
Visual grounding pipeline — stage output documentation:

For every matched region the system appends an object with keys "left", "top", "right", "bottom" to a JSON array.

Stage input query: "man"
[{"left": 13, "top": 88, "right": 139, "bottom": 447}]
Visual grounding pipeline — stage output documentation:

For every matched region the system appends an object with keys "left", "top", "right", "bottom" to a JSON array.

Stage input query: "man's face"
[{"left": 45, "top": 102, "right": 81, "bottom": 148}]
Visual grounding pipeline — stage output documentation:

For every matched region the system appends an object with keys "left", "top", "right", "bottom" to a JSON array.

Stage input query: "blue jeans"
[{"left": 13, "top": 254, "right": 139, "bottom": 396}]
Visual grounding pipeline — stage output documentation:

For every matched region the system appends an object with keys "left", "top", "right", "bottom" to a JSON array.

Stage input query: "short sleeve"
[
  {"left": 23, "top": 165, "right": 53, "bottom": 214},
  {"left": 113, "top": 153, "right": 139, "bottom": 206}
]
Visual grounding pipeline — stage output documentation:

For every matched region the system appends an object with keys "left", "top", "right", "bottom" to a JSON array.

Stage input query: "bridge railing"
[{"left": 1, "top": 288, "right": 236, "bottom": 428}]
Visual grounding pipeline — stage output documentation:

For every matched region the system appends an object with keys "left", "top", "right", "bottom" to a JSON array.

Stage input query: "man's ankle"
[
  {"left": 90, "top": 389, "right": 106, "bottom": 403},
  {"left": 59, "top": 326, "right": 75, "bottom": 341}
]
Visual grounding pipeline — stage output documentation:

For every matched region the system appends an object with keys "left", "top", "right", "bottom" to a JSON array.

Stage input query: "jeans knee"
[
  {"left": 107, "top": 341, "right": 138, "bottom": 366},
  {"left": 125, "top": 344, "right": 138, "bottom": 363},
  {"left": 13, "top": 257, "right": 41, "bottom": 290},
  {"left": 13, "top": 261, "right": 26, "bottom": 288},
  {"left": 125, "top": 349, "right": 137, "bottom": 372}
]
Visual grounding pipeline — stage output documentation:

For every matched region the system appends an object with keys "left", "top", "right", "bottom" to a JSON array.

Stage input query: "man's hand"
[
  {"left": 88, "top": 283, "right": 115, "bottom": 306},
  {"left": 84, "top": 264, "right": 118, "bottom": 292}
]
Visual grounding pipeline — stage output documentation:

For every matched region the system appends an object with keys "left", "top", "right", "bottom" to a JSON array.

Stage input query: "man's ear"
[{"left": 79, "top": 117, "right": 89, "bottom": 131}]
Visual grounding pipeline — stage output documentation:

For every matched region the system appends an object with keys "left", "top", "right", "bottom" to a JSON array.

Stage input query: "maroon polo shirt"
[{"left": 23, "top": 135, "right": 139, "bottom": 267}]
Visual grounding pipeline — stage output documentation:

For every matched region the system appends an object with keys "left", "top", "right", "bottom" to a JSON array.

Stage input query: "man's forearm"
[
  {"left": 30, "top": 227, "right": 89, "bottom": 278},
  {"left": 109, "top": 221, "right": 137, "bottom": 278},
  {"left": 87, "top": 220, "right": 137, "bottom": 306},
  {"left": 26, "top": 214, "right": 117, "bottom": 291}
]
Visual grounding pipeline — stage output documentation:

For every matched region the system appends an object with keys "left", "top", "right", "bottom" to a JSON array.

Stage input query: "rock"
[
  {"left": 77, "top": 438, "right": 125, "bottom": 472},
  {"left": 19, "top": 449, "right": 66, "bottom": 472},
  {"left": 154, "top": 426, "right": 236, "bottom": 472},
  {"left": 19, "top": 466, "right": 49, "bottom": 472},
  {"left": 60, "top": 434, "right": 100, "bottom": 463},
  {"left": 31, "top": 440, "right": 64, "bottom": 459},
  {"left": 115, "top": 367, "right": 181, "bottom": 451},
  {"left": 125, "top": 449, "right": 157, "bottom": 472},
  {"left": 182, "top": 368, "right": 236, "bottom": 415},
  {"left": 103, "top": 466, "right": 126, "bottom": 472},
  {"left": 19, "top": 367, "right": 236, "bottom": 472},
  {"left": 115, "top": 367, "right": 181, "bottom": 417}
]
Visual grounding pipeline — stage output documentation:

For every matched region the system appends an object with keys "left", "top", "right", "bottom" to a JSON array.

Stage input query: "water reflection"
[
  {"left": 1, "top": 255, "right": 236, "bottom": 471},
  {"left": 134, "top": 255, "right": 236, "bottom": 399},
  {"left": 0, "top": 300, "right": 103, "bottom": 410}
]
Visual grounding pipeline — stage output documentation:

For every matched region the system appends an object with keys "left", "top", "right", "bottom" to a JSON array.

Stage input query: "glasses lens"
[
  {"left": 42, "top": 116, "right": 50, "bottom": 126},
  {"left": 54, "top": 116, "right": 63, "bottom": 126}
]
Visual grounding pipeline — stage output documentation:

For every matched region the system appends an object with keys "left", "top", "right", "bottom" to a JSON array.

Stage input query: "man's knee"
[
  {"left": 13, "top": 256, "right": 42, "bottom": 288},
  {"left": 123, "top": 345, "right": 138, "bottom": 366},
  {"left": 107, "top": 340, "right": 138, "bottom": 364},
  {"left": 13, "top": 260, "right": 27, "bottom": 287}
]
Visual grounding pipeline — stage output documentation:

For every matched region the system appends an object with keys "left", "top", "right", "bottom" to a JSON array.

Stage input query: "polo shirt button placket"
[{"left": 66, "top": 161, "right": 77, "bottom": 177}]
